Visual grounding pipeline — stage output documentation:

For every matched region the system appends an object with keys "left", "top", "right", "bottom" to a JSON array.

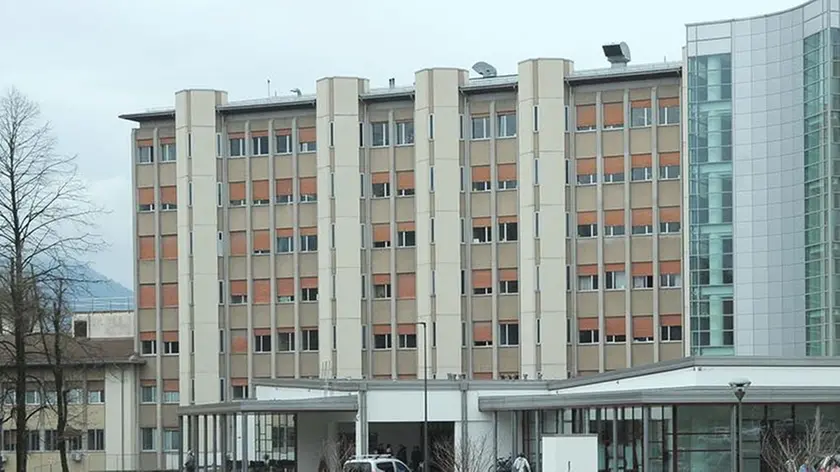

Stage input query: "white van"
[{"left": 342, "top": 454, "right": 412, "bottom": 472}]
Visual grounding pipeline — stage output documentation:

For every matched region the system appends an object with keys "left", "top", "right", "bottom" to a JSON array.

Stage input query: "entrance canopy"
[{"left": 177, "top": 395, "right": 358, "bottom": 416}]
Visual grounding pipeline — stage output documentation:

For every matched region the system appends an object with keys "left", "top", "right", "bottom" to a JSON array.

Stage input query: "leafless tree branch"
[
  {"left": 432, "top": 434, "right": 495, "bottom": 472},
  {"left": 760, "top": 412, "right": 840, "bottom": 472}
]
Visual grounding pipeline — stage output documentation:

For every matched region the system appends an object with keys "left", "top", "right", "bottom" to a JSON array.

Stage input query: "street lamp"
[
  {"left": 729, "top": 378, "right": 751, "bottom": 472},
  {"left": 417, "top": 321, "right": 429, "bottom": 471}
]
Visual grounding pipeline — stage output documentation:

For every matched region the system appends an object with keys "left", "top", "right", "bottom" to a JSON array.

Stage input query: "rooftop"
[{"left": 120, "top": 60, "right": 681, "bottom": 122}]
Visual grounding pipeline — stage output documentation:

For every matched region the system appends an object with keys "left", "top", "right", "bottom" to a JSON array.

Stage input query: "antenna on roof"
[
  {"left": 267, "top": 79, "right": 271, "bottom": 97},
  {"left": 291, "top": 88, "right": 302, "bottom": 97},
  {"left": 472, "top": 61, "right": 498, "bottom": 78}
]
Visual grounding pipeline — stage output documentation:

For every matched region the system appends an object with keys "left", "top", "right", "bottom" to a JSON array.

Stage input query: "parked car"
[{"left": 343, "top": 454, "right": 412, "bottom": 472}]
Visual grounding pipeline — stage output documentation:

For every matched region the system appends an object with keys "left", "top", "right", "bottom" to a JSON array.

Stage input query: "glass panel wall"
[{"left": 675, "top": 405, "right": 732, "bottom": 472}]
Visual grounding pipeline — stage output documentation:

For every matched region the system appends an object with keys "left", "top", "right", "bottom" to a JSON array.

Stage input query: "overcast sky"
[{"left": 0, "top": 0, "right": 799, "bottom": 289}]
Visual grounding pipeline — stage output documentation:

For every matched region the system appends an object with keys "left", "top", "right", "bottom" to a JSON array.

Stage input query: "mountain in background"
[{"left": 65, "top": 264, "right": 134, "bottom": 312}]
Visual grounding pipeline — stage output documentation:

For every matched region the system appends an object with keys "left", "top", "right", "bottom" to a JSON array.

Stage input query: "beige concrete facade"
[{"left": 123, "top": 57, "right": 685, "bottom": 459}]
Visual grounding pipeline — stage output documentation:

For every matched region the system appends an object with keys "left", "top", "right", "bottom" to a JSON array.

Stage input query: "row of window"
[
  {"left": 140, "top": 339, "right": 180, "bottom": 355},
  {"left": 1, "top": 430, "right": 105, "bottom": 452},
  {"left": 577, "top": 222, "right": 681, "bottom": 238},
  {"left": 137, "top": 143, "right": 176, "bottom": 164},
  {"left": 140, "top": 386, "right": 180, "bottom": 404},
  {"left": 578, "top": 325, "right": 682, "bottom": 344},
  {"left": 140, "top": 428, "right": 180, "bottom": 452},
  {"left": 576, "top": 103, "right": 680, "bottom": 132},
  {"left": 577, "top": 272, "right": 681, "bottom": 291},
  {"left": 576, "top": 165, "right": 680, "bottom": 185},
  {"left": 229, "top": 134, "right": 315, "bottom": 157},
  {"left": 2, "top": 388, "right": 104, "bottom": 405}
]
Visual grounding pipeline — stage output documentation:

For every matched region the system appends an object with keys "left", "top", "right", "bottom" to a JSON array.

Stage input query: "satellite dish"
[{"left": 472, "top": 61, "right": 498, "bottom": 78}]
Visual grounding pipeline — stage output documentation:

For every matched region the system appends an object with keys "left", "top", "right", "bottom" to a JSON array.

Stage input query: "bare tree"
[
  {"left": 432, "top": 434, "right": 495, "bottom": 472},
  {"left": 317, "top": 437, "right": 354, "bottom": 472},
  {"left": 0, "top": 88, "right": 101, "bottom": 472},
  {"left": 760, "top": 413, "right": 840, "bottom": 472}
]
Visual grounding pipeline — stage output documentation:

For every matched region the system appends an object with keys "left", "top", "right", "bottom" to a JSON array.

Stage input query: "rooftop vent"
[
  {"left": 472, "top": 61, "right": 497, "bottom": 78},
  {"left": 388, "top": 78, "right": 395, "bottom": 89},
  {"left": 602, "top": 42, "right": 631, "bottom": 68}
]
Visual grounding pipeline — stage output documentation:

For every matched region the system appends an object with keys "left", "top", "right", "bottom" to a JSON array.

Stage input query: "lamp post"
[
  {"left": 417, "top": 321, "right": 429, "bottom": 471},
  {"left": 729, "top": 379, "right": 751, "bottom": 472}
]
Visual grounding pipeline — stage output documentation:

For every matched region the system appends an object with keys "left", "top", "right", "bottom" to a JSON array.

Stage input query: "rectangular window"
[
  {"left": 430, "top": 217, "right": 435, "bottom": 243},
  {"left": 535, "top": 212, "right": 541, "bottom": 238},
  {"left": 299, "top": 140, "right": 316, "bottom": 153},
  {"left": 471, "top": 116, "right": 490, "bottom": 139},
  {"left": 604, "top": 225, "right": 625, "bottom": 237},
  {"left": 398, "top": 333, "right": 417, "bottom": 349},
  {"left": 661, "top": 325, "right": 683, "bottom": 341},
  {"left": 499, "top": 323, "right": 519, "bottom": 346},
  {"left": 631, "top": 106, "right": 653, "bottom": 127},
  {"left": 301, "top": 287, "right": 318, "bottom": 302},
  {"left": 255, "top": 334, "right": 272, "bottom": 352},
  {"left": 372, "top": 182, "right": 391, "bottom": 198},
  {"left": 300, "top": 235, "right": 317, "bottom": 252},
  {"left": 659, "top": 104, "right": 680, "bottom": 125},
  {"left": 374, "top": 333, "right": 392, "bottom": 350},
  {"left": 229, "top": 137, "right": 245, "bottom": 157},
  {"left": 660, "top": 165, "right": 680, "bottom": 179},
  {"left": 25, "top": 390, "right": 40, "bottom": 405},
  {"left": 141, "top": 428, "right": 157, "bottom": 451},
  {"left": 163, "top": 341, "right": 179, "bottom": 355},
  {"left": 603, "top": 172, "right": 624, "bottom": 184},
  {"left": 141, "top": 340, "right": 156, "bottom": 355},
  {"left": 429, "top": 167, "right": 435, "bottom": 192},
  {"left": 141, "top": 386, "right": 157, "bottom": 403},
  {"left": 87, "top": 389, "right": 105, "bottom": 404},
  {"left": 276, "top": 134, "right": 292, "bottom": 154},
  {"left": 577, "top": 224, "right": 597, "bottom": 238},
  {"left": 216, "top": 133, "right": 222, "bottom": 157},
  {"left": 660, "top": 273, "right": 682, "bottom": 288},
  {"left": 534, "top": 158, "right": 540, "bottom": 184},
  {"left": 232, "top": 385, "right": 248, "bottom": 400},
  {"left": 472, "top": 180, "right": 491, "bottom": 192},
  {"left": 533, "top": 106, "right": 539, "bottom": 131},
  {"left": 499, "top": 280, "right": 519, "bottom": 294},
  {"left": 374, "top": 283, "right": 392, "bottom": 299},
  {"left": 578, "top": 275, "right": 598, "bottom": 291},
  {"left": 428, "top": 114, "right": 435, "bottom": 140},
  {"left": 301, "top": 329, "right": 319, "bottom": 351},
  {"left": 497, "top": 113, "right": 516, "bottom": 138},
  {"left": 631, "top": 167, "right": 653, "bottom": 181},
  {"left": 87, "top": 429, "right": 105, "bottom": 451},
  {"left": 231, "top": 293, "right": 247, "bottom": 304},
  {"left": 498, "top": 179, "right": 517, "bottom": 190},
  {"left": 396, "top": 121, "right": 414, "bottom": 145},
  {"left": 371, "top": 122, "right": 389, "bottom": 147},
  {"left": 163, "top": 429, "right": 181, "bottom": 451},
  {"left": 633, "top": 275, "right": 654, "bottom": 289},
  {"left": 579, "top": 329, "right": 599, "bottom": 345},
  {"left": 137, "top": 145, "right": 154, "bottom": 164},
  {"left": 252, "top": 136, "right": 269, "bottom": 155},
  {"left": 329, "top": 121, "right": 335, "bottom": 148},
  {"left": 499, "top": 222, "right": 518, "bottom": 242},
  {"left": 605, "top": 271, "right": 627, "bottom": 290},
  {"left": 276, "top": 235, "right": 294, "bottom": 253},
  {"left": 160, "top": 143, "right": 176, "bottom": 162},
  {"left": 162, "top": 390, "right": 180, "bottom": 404},
  {"left": 660, "top": 222, "right": 681, "bottom": 234},
  {"left": 397, "top": 230, "right": 416, "bottom": 247},
  {"left": 632, "top": 225, "right": 654, "bottom": 235},
  {"left": 277, "top": 332, "right": 294, "bottom": 351},
  {"left": 606, "top": 334, "right": 626, "bottom": 344},
  {"left": 577, "top": 173, "right": 597, "bottom": 185},
  {"left": 473, "top": 225, "right": 492, "bottom": 243}
]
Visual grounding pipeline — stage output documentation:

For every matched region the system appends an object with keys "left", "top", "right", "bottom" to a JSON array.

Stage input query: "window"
[
  {"left": 25, "top": 390, "right": 40, "bottom": 405},
  {"left": 300, "top": 234, "right": 317, "bottom": 252},
  {"left": 631, "top": 105, "right": 652, "bottom": 127},
  {"left": 660, "top": 165, "right": 680, "bottom": 179},
  {"left": 374, "top": 333, "right": 392, "bottom": 350},
  {"left": 660, "top": 222, "right": 681, "bottom": 234},
  {"left": 397, "top": 230, "right": 415, "bottom": 247},
  {"left": 579, "top": 329, "right": 599, "bottom": 344},
  {"left": 631, "top": 167, "right": 653, "bottom": 181},
  {"left": 301, "top": 329, "right": 318, "bottom": 351},
  {"left": 138, "top": 203, "right": 155, "bottom": 212},
  {"left": 499, "top": 323, "right": 519, "bottom": 346},
  {"left": 659, "top": 104, "right": 680, "bottom": 125},
  {"left": 497, "top": 113, "right": 516, "bottom": 138},
  {"left": 473, "top": 225, "right": 492, "bottom": 243},
  {"left": 163, "top": 341, "right": 179, "bottom": 355},
  {"left": 397, "top": 186, "right": 414, "bottom": 197},
  {"left": 499, "top": 222, "right": 518, "bottom": 242},
  {"left": 277, "top": 235, "right": 294, "bottom": 253},
  {"left": 660, "top": 273, "right": 682, "bottom": 288},
  {"left": 87, "top": 429, "right": 105, "bottom": 451},
  {"left": 472, "top": 180, "right": 491, "bottom": 192},
  {"left": 371, "top": 122, "right": 389, "bottom": 147},
  {"left": 329, "top": 121, "right": 335, "bottom": 147},
  {"left": 229, "top": 137, "right": 245, "bottom": 157},
  {"left": 396, "top": 121, "right": 414, "bottom": 145},
  {"left": 373, "top": 239, "right": 391, "bottom": 249},
  {"left": 252, "top": 136, "right": 269, "bottom": 155},
  {"left": 42, "top": 430, "right": 59, "bottom": 451},
  {"left": 605, "top": 271, "right": 627, "bottom": 290},
  {"left": 428, "top": 114, "right": 435, "bottom": 139},
  {"left": 533, "top": 105, "right": 539, "bottom": 131},
  {"left": 474, "top": 285, "right": 492, "bottom": 295},
  {"left": 255, "top": 334, "right": 272, "bottom": 353},
  {"left": 398, "top": 333, "right": 416, "bottom": 349},
  {"left": 160, "top": 143, "right": 176, "bottom": 162},
  {"left": 141, "top": 386, "right": 157, "bottom": 403},
  {"left": 661, "top": 325, "right": 683, "bottom": 341},
  {"left": 499, "top": 280, "right": 519, "bottom": 294},
  {"left": 534, "top": 158, "right": 540, "bottom": 184},
  {"left": 277, "top": 332, "right": 294, "bottom": 351},
  {"left": 163, "top": 429, "right": 181, "bottom": 451},
  {"left": 302, "top": 287, "right": 318, "bottom": 302},
  {"left": 300, "top": 192, "right": 316, "bottom": 203},
  {"left": 276, "top": 134, "right": 292, "bottom": 154},
  {"left": 603, "top": 172, "right": 624, "bottom": 183},
  {"left": 577, "top": 224, "right": 597, "bottom": 238},
  {"left": 498, "top": 179, "right": 517, "bottom": 190},
  {"left": 233, "top": 385, "right": 249, "bottom": 400},
  {"left": 162, "top": 390, "right": 179, "bottom": 404},
  {"left": 632, "top": 225, "right": 654, "bottom": 235},
  {"left": 633, "top": 275, "right": 654, "bottom": 288},
  {"left": 577, "top": 173, "right": 596, "bottom": 185},
  {"left": 300, "top": 140, "right": 316, "bottom": 153},
  {"left": 604, "top": 225, "right": 625, "bottom": 237},
  {"left": 141, "top": 340, "right": 156, "bottom": 355},
  {"left": 66, "top": 388, "right": 83, "bottom": 404},
  {"left": 471, "top": 116, "right": 490, "bottom": 139},
  {"left": 578, "top": 275, "right": 598, "bottom": 291},
  {"left": 87, "top": 389, "right": 104, "bottom": 404},
  {"left": 606, "top": 334, "right": 626, "bottom": 344},
  {"left": 374, "top": 283, "right": 392, "bottom": 299},
  {"left": 231, "top": 293, "right": 247, "bottom": 304},
  {"left": 372, "top": 182, "right": 391, "bottom": 198},
  {"left": 137, "top": 145, "right": 154, "bottom": 164}
]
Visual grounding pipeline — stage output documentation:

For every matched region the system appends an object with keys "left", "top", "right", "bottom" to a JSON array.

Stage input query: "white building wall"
[
  {"left": 414, "top": 69, "right": 468, "bottom": 378},
  {"left": 517, "top": 59, "right": 571, "bottom": 380},
  {"left": 74, "top": 311, "right": 135, "bottom": 338},
  {"left": 316, "top": 78, "right": 367, "bottom": 379},
  {"left": 104, "top": 367, "right": 137, "bottom": 470}
]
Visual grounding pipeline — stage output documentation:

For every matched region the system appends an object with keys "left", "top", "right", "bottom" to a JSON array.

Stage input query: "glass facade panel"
[{"left": 688, "top": 53, "right": 736, "bottom": 355}]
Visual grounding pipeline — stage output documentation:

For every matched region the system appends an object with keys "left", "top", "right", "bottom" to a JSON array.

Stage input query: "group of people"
[
  {"left": 794, "top": 454, "right": 840, "bottom": 472},
  {"left": 371, "top": 443, "right": 422, "bottom": 469}
]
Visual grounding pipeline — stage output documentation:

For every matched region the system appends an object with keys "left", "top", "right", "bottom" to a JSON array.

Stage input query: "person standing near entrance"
[{"left": 513, "top": 453, "right": 531, "bottom": 472}]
